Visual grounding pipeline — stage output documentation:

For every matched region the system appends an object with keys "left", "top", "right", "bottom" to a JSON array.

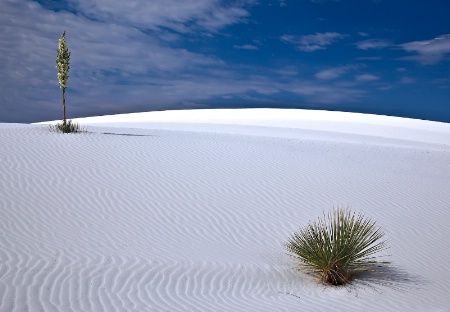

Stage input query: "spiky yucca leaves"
[
  {"left": 286, "top": 207, "right": 388, "bottom": 285},
  {"left": 49, "top": 119, "right": 85, "bottom": 134}
]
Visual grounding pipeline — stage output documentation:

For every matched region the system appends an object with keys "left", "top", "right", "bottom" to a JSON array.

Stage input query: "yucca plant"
[
  {"left": 286, "top": 207, "right": 388, "bottom": 285},
  {"left": 49, "top": 119, "right": 86, "bottom": 133},
  {"left": 56, "top": 30, "right": 71, "bottom": 126}
]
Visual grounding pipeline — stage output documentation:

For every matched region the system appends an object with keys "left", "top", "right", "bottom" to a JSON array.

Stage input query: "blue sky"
[{"left": 1, "top": 0, "right": 450, "bottom": 123}]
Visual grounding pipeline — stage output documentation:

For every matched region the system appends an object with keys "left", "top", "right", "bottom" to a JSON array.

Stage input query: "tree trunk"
[{"left": 62, "top": 88, "right": 66, "bottom": 125}]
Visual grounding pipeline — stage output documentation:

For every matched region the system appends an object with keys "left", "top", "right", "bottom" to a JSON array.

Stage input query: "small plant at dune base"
[
  {"left": 49, "top": 119, "right": 86, "bottom": 134},
  {"left": 285, "top": 207, "right": 388, "bottom": 286}
]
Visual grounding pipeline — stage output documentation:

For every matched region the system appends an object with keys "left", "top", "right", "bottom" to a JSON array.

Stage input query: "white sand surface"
[{"left": 1, "top": 108, "right": 450, "bottom": 311}]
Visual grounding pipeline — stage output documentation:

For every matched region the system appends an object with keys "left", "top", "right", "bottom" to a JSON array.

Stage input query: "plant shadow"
[{"left": 349, "top": 263, "right": 425, "bottom": 292}]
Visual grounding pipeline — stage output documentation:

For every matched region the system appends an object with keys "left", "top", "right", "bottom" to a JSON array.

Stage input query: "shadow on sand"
[{"left": 349, "top": 263, "right": 425, "bottom": 292}]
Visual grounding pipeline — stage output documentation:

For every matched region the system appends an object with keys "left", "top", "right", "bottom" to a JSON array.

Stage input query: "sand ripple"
[{"left": 1, "top": 123, "right": 449, "bottom": 311}]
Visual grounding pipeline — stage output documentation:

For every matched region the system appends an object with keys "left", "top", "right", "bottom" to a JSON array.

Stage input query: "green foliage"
[
  {"left": 49, "top": 120, "right": 86, "bottom": 134},
  {"left": 56, "top": 30, "right": 71, "bottom": 124},
  {"left": 56, "top": 31, "right": 70, "bottom": 90},
  {"left": 285, "top": 207, "right": 388, "bottom": 285}
]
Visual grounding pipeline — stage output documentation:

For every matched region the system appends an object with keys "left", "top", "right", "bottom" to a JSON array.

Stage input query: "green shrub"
[
  {"left": 49, "top": 119, "right": 86, "bottom": 134},
  {"left": 285, "top": 207, "right": 388, "bottom": 285}
]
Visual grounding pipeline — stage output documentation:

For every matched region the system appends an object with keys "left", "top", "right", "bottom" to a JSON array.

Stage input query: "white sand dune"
[{"left": 1, "top": 108, "right": 450, "bottom": 311}]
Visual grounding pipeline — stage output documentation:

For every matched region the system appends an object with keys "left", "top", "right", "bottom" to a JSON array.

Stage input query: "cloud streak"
[
  {"left": 281, "top": 32, "right": 347, "bottom": 52},
  {"left": 68, "top": 0, "right": 254, "bottom": 33},
  {"left": 355, "top": 35, "right": 450, "bottom": 65},
  {"left": 355, "top": 74, "right": 380, "bottom": 82},
  {"left": 234, "top": 44, "right": 259, "bottom": 50},
  {"left": 315, "top": 65, "right": 360, "bottom": 80},
  {"left": 1, "top": 0, "right": 448, "bottom": 123},
  {"left": 0, "top": 0, "right": 368, "bottom": 123},
  {"left": 355, "top": 39, "right": 391, "bottom": 50},
  {"left": 400, "top": 34, "right": 450, "bottom": 64}
]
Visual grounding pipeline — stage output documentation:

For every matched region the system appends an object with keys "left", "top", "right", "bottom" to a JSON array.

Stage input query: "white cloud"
[
  {"left": 355, "top": 39, "right": 391, "bottom": 50},
  {"left": 355, "top": 35, "right": 450, "bottom": 64},
  {"left": 400, "top": 34, "right": 450, "bottom": 64},
  {"left": 275, "top": 66, "right": 299, "bottom": 77},
  {"left": 355, "top": 74, "right": 380, "bottom": 82},
  {"left": 281, "top": 32, "right": 347, "bottom": 52},
  {"left": 234, "top": 44, "right": 259, "bottom": 50},
  {"left": 315, "top": 67, "right": 347, "bottom": 80},
  {"left": 69, "top": 0, "right": 254, "bottom": 33},
  {"left": 0, "top": 0, "right": 369, "bottom": 122},
  {"left": 0, "top": 0, "right": 228, "bottom": 121},
  {"left": 315, "top": 65, "right": 361, "bottom": 80}
]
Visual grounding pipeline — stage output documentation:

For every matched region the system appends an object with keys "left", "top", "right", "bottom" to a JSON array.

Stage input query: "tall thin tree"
[{"left": 56, "top": 30, "right": 71, "bottom": 125}]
